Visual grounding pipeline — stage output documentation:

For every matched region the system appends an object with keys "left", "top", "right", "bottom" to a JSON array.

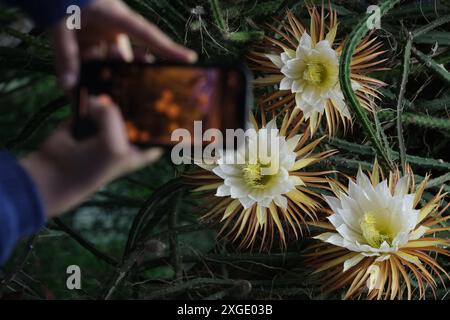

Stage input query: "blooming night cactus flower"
[
  {"left": 307, "top": 161, "right": 450, "bottom": 300},
  {"left": 266, "top": 32, "right": 356, "bottom": 122},
  {"left": 249, "top": 5, "right": 387, "bottom": 136},
  {"left": 184, "top": 110, "right": 335, "bottom": 250}
]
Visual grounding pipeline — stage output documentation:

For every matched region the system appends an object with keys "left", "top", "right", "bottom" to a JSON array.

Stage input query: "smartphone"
[{"left": 74, "top": 60, "right": 252, "bottom": 148}]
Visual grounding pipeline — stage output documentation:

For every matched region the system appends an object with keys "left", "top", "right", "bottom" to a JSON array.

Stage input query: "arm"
[
  {"left": 0, "top": 152, "right": 45, "bottom": 265},
  {"left": 3, "top": 0, "right": 92, "bottom": 27}
]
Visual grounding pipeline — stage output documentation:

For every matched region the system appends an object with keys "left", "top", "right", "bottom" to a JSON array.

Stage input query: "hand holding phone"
[{"left": 22, "top": 95, "right": 163, "bottom": 217}]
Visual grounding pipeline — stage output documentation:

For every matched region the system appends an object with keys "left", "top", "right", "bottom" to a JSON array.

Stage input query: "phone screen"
[{"left": 78, "top": 61, "right": 250, "bottom": 147}]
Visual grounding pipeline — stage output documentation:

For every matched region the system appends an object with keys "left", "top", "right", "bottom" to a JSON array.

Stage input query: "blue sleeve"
[
  {"left": 0, "top": 151, "right": 46, "bottom": 265},
  {"left": 3, "top": 0, "right": 92, "bottom": 27}
]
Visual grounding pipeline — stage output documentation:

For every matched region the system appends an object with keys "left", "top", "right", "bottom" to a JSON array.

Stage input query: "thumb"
[
  {"left": 52, "top": 21, "right": 80, "bottom": 91},
  {"left": 88, "top": 95, "right": 130, "bottom": 156}
]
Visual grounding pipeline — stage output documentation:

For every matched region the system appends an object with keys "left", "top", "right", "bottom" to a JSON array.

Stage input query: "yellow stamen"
[
  {"left": 303, "top": 63, "right": 327, "bottom": 85},
  {"left": 242, "top": 162, "right": 273, "bottom": 188},
  {"left": 360, "top": 212, "right": 392, "bottom": 248}
]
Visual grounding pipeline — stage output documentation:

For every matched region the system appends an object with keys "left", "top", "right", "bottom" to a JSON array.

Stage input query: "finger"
[
  {"left": 44, "top": 125, "right": 74, "bottom": 148},
  {"left": 129, "top": 147, "right": 164, "bottom": 170},
  {"left": 80, "top": 41, "right": 109, "bottom": 61},
  {"left": 124, "top": 17, "right": 197, "bottom": 63},
  {"left": 55, "top": 118, "right": 74, "bottom": 132},
  {"left": 114, "top": 33, "right": 134, "bottom": 62},
  {"left": 131, "top": 47, "right": 155, "bottom": 63},
  {"left": 80, "top": 35, "right": 133, "bottom": 62},
  {"left": 40, "top": 124, "right": 76, "bottom": 158},
  {"left": 142, "top": 147, "right": 164, "bottom": 163},
  {"left": 52, "top": 21, "right": 80, "bottom": 91},
  {"left": 90, "top": 1, "right": 197, "bottom": 62},
  {"left": 88, "top": 95, "right": 129, "bottom": 156}
]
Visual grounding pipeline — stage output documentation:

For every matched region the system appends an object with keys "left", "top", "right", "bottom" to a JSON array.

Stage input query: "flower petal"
[
  {"left": 264, "top": 53, "right": 283, "bottom": 68},
  {"left": 239, "top": 196, "right": 256, "bottom": 209},
  {"left": 273, "top": 194, "right": 288, "bottom": 209},
  {"left": 343, "top": 254, "right": 365, "bottom": 272},
  {"left": 216, "top": 184, "right": 231, "bottom": 197},
  {"left": 297, "top": 32, "right": 312, "bottom": 52},
  {"left": 256, "top": 205, "right": 267, "bottom": 227},
  {"left": 314, "top": 232, "right": 345, "bottom": 247},
  {"left": 408, "top": 226, "right": 429, "bottom": 241},
  {"left": 279, "top": 77, "right": 293, "bottom": 90}
]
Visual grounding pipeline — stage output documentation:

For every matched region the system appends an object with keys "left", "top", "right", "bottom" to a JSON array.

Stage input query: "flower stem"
[
  {"left": 329, "top": 137, "right": 450, "bottom": 171},
  {"left": 53, "top": 218, "right": 118, "bottom": 267},
  {"left": 338, "top": 0, "right": 399, "bottom": 171},
  {"left": 169, "top": 190, "right": 184, "bottom": 280},
  {"left": 6, "top": 96, "right": 68, "bottom": 150},
  {"left": 402, "top": 112, "right": 450, "bottom": 131},
  {"left": 425, "top": 172, "right": 450, "bottom": 190},
  {"left": 411, "top": 47, "right": 450, "bottom": 86},
  {"left": 123, "top": 178, "right": 183, "bottom": 258},
  {"left": 412, "top": 14, "right": 450, "bottom": 38},
  {"left": 396, "top": 34, "right": 412, "bottom": 173},
  {"left": 209, "top": 0, "right": 226, "bottom": 32}
]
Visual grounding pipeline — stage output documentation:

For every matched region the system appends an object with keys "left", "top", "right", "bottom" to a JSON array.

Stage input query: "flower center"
[
  {"left": 242, "top": 162, "right": 273, "bottom": 188},
  {"left": 360, "top": 212, "right": 393, "bottom": 248},
  {"left": 303, "top": 62, "right": 327, "bottom": 85}
]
